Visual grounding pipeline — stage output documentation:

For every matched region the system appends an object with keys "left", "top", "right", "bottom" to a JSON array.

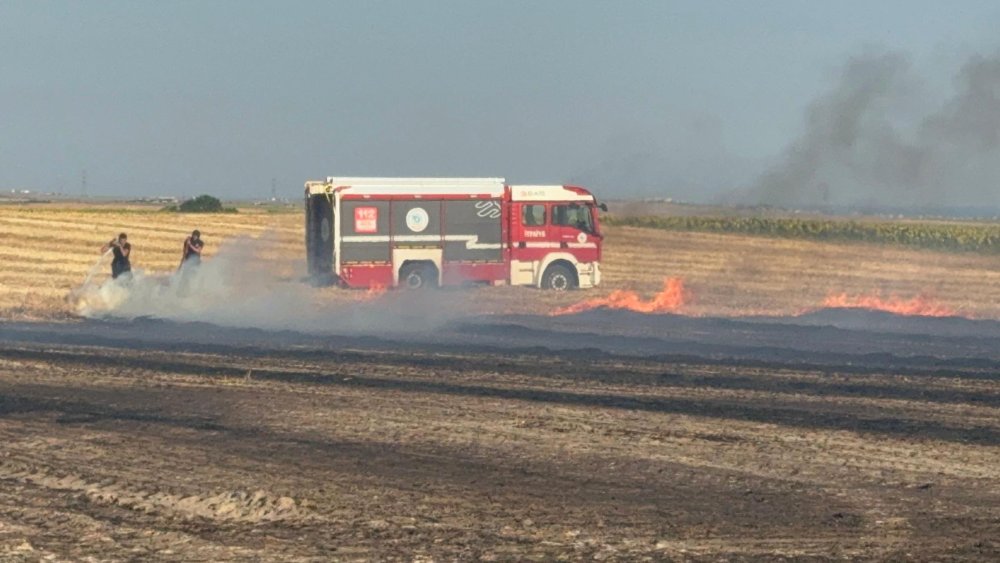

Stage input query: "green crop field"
[{"left": 604, "top": 215, "right": 1000, "bottom": 253}]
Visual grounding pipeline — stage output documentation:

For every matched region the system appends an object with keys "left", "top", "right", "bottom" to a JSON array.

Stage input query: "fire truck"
[{"left": 304, "top": 177, "right": 605, "bottom": 290}]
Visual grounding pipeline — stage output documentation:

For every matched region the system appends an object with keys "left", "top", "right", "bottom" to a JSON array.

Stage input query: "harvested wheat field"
[
  {"left": 1, "top": 203, "right": 999, "bottom": 561},
  {"left": 2, "top": 204, "right": 998, "bottom": 319}
]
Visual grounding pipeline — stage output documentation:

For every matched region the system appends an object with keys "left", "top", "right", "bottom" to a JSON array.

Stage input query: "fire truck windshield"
[{"left": 552, "top": 203, "right": 596, "bottom": 234}]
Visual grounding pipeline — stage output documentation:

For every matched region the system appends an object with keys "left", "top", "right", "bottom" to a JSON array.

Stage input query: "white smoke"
[
  {"left": 70, "top": 236, "right": 468, "bottom": 334},
  {"left": 79, "top": 248, "right": 115, "bottom": 287}
]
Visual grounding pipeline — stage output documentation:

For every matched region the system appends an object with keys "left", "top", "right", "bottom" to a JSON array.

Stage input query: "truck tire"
[
  {"left": 399, "top": 263, "right": 437, "bottom": 290},
  {"left": 306, "top": 194, "right": 333, "bottom": 278},
  {"left": 541, "top": 264, "right": 576, "bottom": 291}
]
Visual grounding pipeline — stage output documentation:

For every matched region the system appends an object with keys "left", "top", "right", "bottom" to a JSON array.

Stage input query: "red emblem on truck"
[{"left": 354, "top": 207, "right": 378, "bottom": 233}]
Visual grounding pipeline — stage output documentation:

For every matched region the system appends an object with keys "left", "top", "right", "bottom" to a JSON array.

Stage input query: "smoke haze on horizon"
[
  {"left": 745, "top": 50, "right": 1000, "bottom": 211},
  {"left": 1, "top": 1, "right": 999, "bottom": 211}
]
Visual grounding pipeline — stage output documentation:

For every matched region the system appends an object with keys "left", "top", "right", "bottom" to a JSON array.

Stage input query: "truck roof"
[
  {"left": 305, "top": 178, "right": 596, "bottom": 202},
  {"left": 306, "top": 177, "right": 506, "bottom": 197},
  {"left": 510, "top": 185, "right": 595, "bottom": 202}
]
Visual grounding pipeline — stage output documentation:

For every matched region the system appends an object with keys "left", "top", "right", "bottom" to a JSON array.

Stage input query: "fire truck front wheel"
[
  {"left": 541, "top": 263, "right": 577, "bottom": 291},
  {"left": 399, "top": 262, "right": 438, "bottom": 290}
]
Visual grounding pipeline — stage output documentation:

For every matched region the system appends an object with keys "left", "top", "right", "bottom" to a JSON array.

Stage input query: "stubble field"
[
  {"left": 2, "top": 203, "right": 998, "bottom": 319},
  {"left": 1, "top": 203, "right": 999, "bottom": 561}
]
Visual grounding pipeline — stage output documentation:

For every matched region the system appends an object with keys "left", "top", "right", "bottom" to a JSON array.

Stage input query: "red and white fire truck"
[{"left": 305, "top": 177, "right": 605, "bottom": 290}]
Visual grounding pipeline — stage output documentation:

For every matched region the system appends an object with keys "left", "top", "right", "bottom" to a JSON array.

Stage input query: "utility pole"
[
  {"left": 271, "top": 177, "right": 277, "bottom": 201},
  {"left": 81, "top": 169, "right": 88, "bottom": 198}
]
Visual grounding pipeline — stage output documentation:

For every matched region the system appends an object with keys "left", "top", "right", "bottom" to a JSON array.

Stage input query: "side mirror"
[{"left": 598, "top": 203, "right": 608, "bottom": 212}]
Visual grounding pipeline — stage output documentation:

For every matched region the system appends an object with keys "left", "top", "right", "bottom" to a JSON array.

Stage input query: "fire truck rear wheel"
[
  {"left": 542, "top": 264, "right": 576, "bottom": 291},
  {"left": 399, "top": 263, "right": 437, "bottom": 290}
]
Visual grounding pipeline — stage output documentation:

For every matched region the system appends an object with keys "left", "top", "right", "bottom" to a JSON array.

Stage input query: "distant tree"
[{"left": 167, "top": 194, "right": 236, "bottom": 213}]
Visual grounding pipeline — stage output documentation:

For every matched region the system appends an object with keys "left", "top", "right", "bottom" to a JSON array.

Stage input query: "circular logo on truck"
[
  {"left": 577, "top": 232, "right": 587, "bottom": 244},
  {"left": 406, "top": 207, "right": 429, "bottom": 232}
]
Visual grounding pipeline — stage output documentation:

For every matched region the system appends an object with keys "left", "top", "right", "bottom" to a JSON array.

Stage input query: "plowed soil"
[{"left": 1, "top": 314, "right": 998, "bottom": 561}]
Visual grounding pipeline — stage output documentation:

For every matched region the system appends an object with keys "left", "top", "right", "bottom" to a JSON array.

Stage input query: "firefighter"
[
  {"left": 179, "top": 229, "right": 204, "bottom": 270},
  {"left": 101, "top": 232, "right": 132, "bottom": 280}
]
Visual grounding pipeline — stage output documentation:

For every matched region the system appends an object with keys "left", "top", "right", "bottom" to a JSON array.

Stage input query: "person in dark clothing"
[
  {"left": 180, "top": 229, "right": 204, "bottom": 269},
  {"left": 101, "top": 233, "right": 132, "bottom": 279}
]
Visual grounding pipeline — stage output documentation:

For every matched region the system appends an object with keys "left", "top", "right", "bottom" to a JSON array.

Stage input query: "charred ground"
[
  {"left": 2, "top": 204, "right": 998, "bottom": 560},
  {"left": 1, "top": 314, "right": 998, "bottom": 561}
]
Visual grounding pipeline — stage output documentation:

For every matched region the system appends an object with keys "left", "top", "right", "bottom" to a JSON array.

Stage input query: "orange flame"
[
  {"left": 359, "top": 284, "right": 388, "bottom": 301},
  {"left": 821, "top": 291, "right": 956, "bottom": 317},
  {"left": 551, "top": 277, "right": 688, "bottom": 316}
]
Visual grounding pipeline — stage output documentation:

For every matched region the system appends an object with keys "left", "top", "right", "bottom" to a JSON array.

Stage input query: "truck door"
[
  {"left": 511, "top": 202, "right": 550, "bottom": 248},
  {"left": 507, "top": 202, "right": 552, "bottom": 285},
  {"left": 550, "top": 203, "right": 600, "bottom": 259},
  {"left": 511, "top": 202, "right": 558, "bottom": 250}
]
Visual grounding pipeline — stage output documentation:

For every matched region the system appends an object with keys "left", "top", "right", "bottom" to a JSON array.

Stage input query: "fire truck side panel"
[
  {"left": 339, "top": 263, "right": 395, "bottom": 288},
  {"left": 389, "top": 199, "right": 443, "bottom": 285},
  {"left": 442, "top": 200, "right": 503, "bottom": 262},
  {"left": 391, "top": 200, "right": 442, "bottom": 246},
  {"left": 339, "top": 199, "right": 391, "bottom": 264},
  {"left": 307, "top": 179, "right": 602, "bottom": 289},
  {"left": 337, "top": 195, "right": 509, "bottom": 288},
  {"left": 442, "top": 262, "right": 508, "bottom": 285}
]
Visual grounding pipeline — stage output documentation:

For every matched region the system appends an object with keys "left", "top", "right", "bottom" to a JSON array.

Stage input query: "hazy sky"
[{"left": 1, "top": 1, "right": 998, "bottom": 203}]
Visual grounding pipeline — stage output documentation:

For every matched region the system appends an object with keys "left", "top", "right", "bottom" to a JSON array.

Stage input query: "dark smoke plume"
[{"left": 750, "top": 50, "right": 1000, "bottom": 211}]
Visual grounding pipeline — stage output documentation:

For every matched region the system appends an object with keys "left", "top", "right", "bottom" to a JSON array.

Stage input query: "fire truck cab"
[{"left": 305, "top": 177, "right": 604, "bottom": 290}]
